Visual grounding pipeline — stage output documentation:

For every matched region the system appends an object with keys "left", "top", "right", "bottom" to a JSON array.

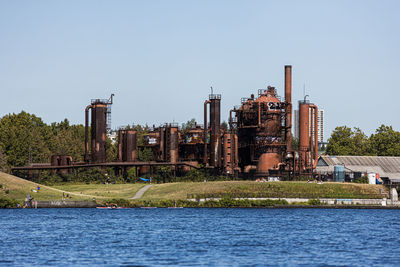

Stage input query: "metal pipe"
[
  {"left": 203, "top": 100, "right": 210, "bottom": 165},
  {"left": 310, "top": 104, "right": 319, "bottom": 169},
  {"left": 285, "top": 65, "right": 292, "bottom": 151},
  {"left": 229, "top": 109, "right": 233, "bottom": 130},
  {"left": 258, "top": 103, "right": 261, "bottom": 127},
  {"left": 84, "top": 105, "right": 92, "bottom": 162}
]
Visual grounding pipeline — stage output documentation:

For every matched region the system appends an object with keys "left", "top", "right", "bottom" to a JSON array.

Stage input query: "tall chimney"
[{"left": 285, "top": 65, "right": 292, "bottom": 151}]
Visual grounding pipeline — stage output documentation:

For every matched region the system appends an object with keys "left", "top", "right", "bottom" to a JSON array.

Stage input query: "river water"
[{"left": 0, "top": 208, "right": 399, "bottom": 266}]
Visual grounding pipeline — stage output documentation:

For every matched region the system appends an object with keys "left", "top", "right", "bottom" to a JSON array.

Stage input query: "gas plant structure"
[{"left": 12, "top": 65, "right": 319, "bottom": 180}]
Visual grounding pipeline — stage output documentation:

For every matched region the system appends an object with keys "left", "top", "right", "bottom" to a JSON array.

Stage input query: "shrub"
[
  {"left": 354, "top": 176, "right": 368, "bottom": 184},
  {"left": 104, "top": 198, "right": 131, "bottom": 207},
  {"left": 308, "top": 198, "right": 321, "bottom": 205},
  {"left": 0, "top": 198, "right": 19, "bottom": 208}
]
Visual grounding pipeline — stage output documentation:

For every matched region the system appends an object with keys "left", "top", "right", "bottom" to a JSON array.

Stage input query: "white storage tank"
[{"left": 367, "top": 173, "right": 376, "bottom": 184}]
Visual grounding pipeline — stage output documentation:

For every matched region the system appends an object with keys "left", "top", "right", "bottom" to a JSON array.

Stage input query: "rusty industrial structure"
[{"left": 12, "top": 65, "right": 320, "bottom": 180}]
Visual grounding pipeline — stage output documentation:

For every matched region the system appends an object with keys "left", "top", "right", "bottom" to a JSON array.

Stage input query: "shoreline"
[{"left": 3, "top": 200, "right": 400, "bottom": 209}]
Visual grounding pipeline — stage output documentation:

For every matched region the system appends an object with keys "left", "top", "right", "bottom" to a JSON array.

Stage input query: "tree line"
[
  {"left": 0, "top": 111, "right": 89, "bottom": 171},
  {"left": 325, "top": 125, "right": 400, "bottom": 156},
  {"left": 1, "top": 111, "right": 399, "bottom": 173},
  {"left": 0, "top": 112, "right": 202, "bottom": 172}
]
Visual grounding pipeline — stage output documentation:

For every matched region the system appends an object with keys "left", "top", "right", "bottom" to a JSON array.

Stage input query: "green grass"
[
  {"left": 0, "top": 171, "right": 89, "bottom": 201},
  {"left": 0, "top": 171, "right": 389, "bottom": 203},
  {"left": 52, "top": 184, "right": 145, "bottom": 199},
  {"left": 142, "top": 181, "right": 388, "bottom": 200},
  {"left": 0, "top": 172, "right": 143, "bottom": 201}
]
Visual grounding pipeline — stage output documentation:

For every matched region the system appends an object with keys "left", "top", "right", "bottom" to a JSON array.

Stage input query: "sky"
[{"left": 0, "top": 0, "right": 399, "bottom": 140}]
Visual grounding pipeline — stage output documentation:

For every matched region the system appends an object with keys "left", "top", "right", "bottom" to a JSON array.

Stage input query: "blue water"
[{"left": 0, "top": 208, "right": 399, "bottom": 266}]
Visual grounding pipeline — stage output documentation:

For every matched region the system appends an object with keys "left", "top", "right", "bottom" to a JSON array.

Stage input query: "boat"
[{"left": 96, "top": 206, "right": 130, "bottom": 209}]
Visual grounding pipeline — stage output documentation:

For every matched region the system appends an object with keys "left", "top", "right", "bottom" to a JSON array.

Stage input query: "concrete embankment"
[
  {"left": 36, "top": 200, "right": 99, "bottom": 208},
  {"left": 188, "top": 197, "right": 400, "bottom": 206}
]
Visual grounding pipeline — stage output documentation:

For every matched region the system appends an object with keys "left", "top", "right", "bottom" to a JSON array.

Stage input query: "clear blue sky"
[{"left": 1, "top": 0, "right": 399, "bottom": 140}]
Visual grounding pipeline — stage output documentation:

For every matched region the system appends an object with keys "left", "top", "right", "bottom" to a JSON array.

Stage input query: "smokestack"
[{"left": 285, "top": 65, "right": 292, "bottom": 151}]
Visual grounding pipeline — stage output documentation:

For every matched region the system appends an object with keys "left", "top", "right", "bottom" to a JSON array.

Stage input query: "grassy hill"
[
  {"left": 0, "top": 172, "right": 389, "bottom": 203},
  {"left": 0, "top": 172, "right": 143, "bottom": 201},
  {"left": 142, "top": 181, "right": 388, "bottom": 200}
]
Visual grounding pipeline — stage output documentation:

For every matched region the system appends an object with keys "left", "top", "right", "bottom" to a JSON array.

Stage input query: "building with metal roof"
[{"left": 316, "top": 155, "right": 400, "bottom": 183}]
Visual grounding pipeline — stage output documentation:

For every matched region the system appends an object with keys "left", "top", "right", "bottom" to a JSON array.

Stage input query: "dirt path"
[{"left": 131, "top": 185, "right": 152, "bottom": 199}]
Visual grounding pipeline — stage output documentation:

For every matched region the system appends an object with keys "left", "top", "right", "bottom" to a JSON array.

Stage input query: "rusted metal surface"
[
  {"left": 11, "top": 161, "right": 200, "bottom": 171},
  {"left": 234, "top": 86, "right": 285, "bottom": 176},
  {"left": 284, "top": 65, "right": 292, "bottom": 151},
  {"left": 84, "top": 105, "right": 92, "bottom": 162},
  {"left": 14, "top": 66, "right": 322, "bottom": 180},
  {"left": 49, "top": 155, "right": 73, "bottom": 175},
  {"left": 84, "top": 95, "right": 114, "bottom": 164},
  {"left": 299, "top": 100, "right": 310, "bottom": 171},
  {"left": 310, "top": 104, "right": 319, "bottom": 169},
  {"left": 179, "top": 126, "right": 204, "bottom": 162},
  {"left": 203, "top": 99, "right": 210, "bottom": 164},
  {"left": 91, "top": 102, "right": 107, "bottom": 163},
  {"left": 170, "top": 126, "right": 179, "bottom": 163},
  {"left": 209, "top": 94, "right": 221, "bottom": 168},
  {"left": 298, "top": 101, "right": 319, "bottom": 173},
  {"left": 118, "top": 129, "right": 137, "bottom": 162}
]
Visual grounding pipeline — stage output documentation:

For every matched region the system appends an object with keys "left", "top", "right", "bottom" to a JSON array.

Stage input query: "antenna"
[
  {"left": 210, "top": 86, "right": 213, "bottom": 95},
  {"left": 303, "top": 83, "right": 306, "bottom": 98}
]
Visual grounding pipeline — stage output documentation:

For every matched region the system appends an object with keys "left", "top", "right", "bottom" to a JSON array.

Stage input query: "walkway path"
[{"left": 131, "top": 185, "right": 153, "bottom": 199}]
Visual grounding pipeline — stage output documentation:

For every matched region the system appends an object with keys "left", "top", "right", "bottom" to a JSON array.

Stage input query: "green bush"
[
  {"left": 354, "top": 176, "right": 368, "bottom": 184},
  {"left": 308, "top": 198, "right": 321, "bottom": 205},
  {"left": 104, "top": 198, "right": 132, "bottom": 207},
  {"left": 0, "top": 198, "right": 19, "bottom": 208}
]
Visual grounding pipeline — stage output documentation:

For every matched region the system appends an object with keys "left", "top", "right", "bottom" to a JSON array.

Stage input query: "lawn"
[
  {"left": 0, "top": 171, "right": 389, "bottom": 202},
  {"left": 52, "top": 183, "right": 145, "bottom": 199},
  {"left": 142, "top": 181, "right": 388, "bottom": 200},
  {"left": 0, "top": 171, "right": 90, "bottom": 201}
]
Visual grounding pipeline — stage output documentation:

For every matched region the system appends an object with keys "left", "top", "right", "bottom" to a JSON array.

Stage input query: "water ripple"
[{"left": 0, "top": 208, "right": 399, "bottom": 266}]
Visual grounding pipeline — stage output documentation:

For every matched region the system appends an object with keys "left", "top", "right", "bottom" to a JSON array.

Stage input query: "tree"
[
  {"left": 325, "top": 126, "right": 371, "bottom": 156},
  {"left": 0, "top": 111, "right": 53, "bottom": 167},
  {"left": 138, "top": 147, "right": 153, "bottom": 161},
  {"left": 181, "top": 118, "right": 197, "bottom": 133},
  {"left": 51, "top": 119, "right": 86, "bottom": 161},
  {"left": 221, "top": 121, "right": 228, "bottom": 131},
  {"left": 0, "top": 146, "right": 7, "bottom": 172},
  {"left": 127, "top": 124, "right": 151, "bottom": 146},
  {"left": 370, "top": 125, "right": 400, "bottom": 156}
]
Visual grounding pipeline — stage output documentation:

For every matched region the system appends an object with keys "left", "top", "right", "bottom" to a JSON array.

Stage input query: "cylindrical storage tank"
[
  {"left": 223, "top": 133, "right": 232, "bottom": 174},
  {"left": 60, "top": 155, "right": 72, "bottom": 174},
  {"left": 299, "top": 101, "right": 310, "bottom": 168},
  {"left": 160, "top": 127, "right": 165, "bottom": 161},
  {"left": 256, "top": 153, "right": 281, "bottom": 175},
  {"left": 170, "top": 127, "right": 179, "bottom": 163},
  {"left": 117, "top": 130, "right": 124, "bottom": 161},
  {"left": 209, "top": 95, "right": 221, "bottom": 168},
  {"left": 367, "top": 172, "right": 376, "bottom": 184},
  {"left": 91, "top": 103, "right": 107, "bottom": 163},
  {"left": 255, "top": 87, "right": 282, "bottom": 137},
  {"left": 125, "top": 130, "right": 137, "bottom": 162},
  {"left": 50, "top": 155, "right": 59, "bottom": 175},
  {"left": 334, "top": 165, "right": 345, "bottom": 182},
  {"left": 51, "top": 155, "right": 59, "bottom": 166}
]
